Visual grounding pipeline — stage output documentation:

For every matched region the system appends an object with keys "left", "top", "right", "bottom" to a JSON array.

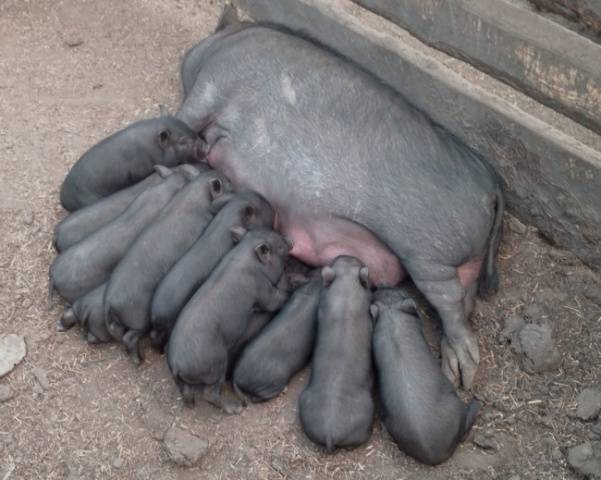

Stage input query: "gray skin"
[
  {"left": 60, "top": 114, "right": 207, "bottom": 211},
  {"left": 371, "top": 288, "right": 480, "bottom": 465},
  {"left": 53, "top": 163, "right": 210, "bottom": 252},
  {"left": 49, "top": 165, "right": 197, "bottom": 303},
  {"left": 104, "top": 170, "right": 233, "bottom": 364},
  {"left": 232, "top": 273, "right": 320, "bottom": 403},
  {"left": 167, "top": 228, "right": 292, "bottom": 414},
  {"left": 57, "top": 284, "right": 112, "bottom": 344},
  {"left": 149, "top": 190, "right": 274, "bottom": 350},
  {"left": 298, "top": 256, "right": 374, "bottom": 452},
  {"left": 226, "top": 311, "right": 273, "bottom": 379},
  {"left": 178, "top": 13, "right": 505, "bottom": 389}
]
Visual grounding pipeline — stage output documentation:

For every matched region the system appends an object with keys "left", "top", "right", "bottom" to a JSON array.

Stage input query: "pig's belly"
[{"left": 278, "top": 214, "right": 406, "bottom": 287}]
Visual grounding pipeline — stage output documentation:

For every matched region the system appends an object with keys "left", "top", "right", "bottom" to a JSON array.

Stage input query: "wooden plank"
[
  {"left": 352, "top": 0, "right": 601, "bottom": 135},
  {"left": 236, "top": 0, "right": 601, "bottom": 271},
  {"left": 530, "top": 0, "right": 601, "bottom": 33}
]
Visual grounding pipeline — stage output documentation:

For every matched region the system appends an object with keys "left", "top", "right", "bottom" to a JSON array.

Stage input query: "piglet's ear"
[
  {"left": 369, "top": 304, "right": 379, "bottom": 322},
  {"left": 210, "top": 178, "right": 224, "bottom": 199},
  {"left": 230, "top": 226, "right": 247, "bottom": 244},
  {"left": 158, "top": 129, "right": 171, "bottom": 149},
  {"left": 254, "top": 242, "right": 272, "bottom": 264},
  {"left": 155, "top": 165, "right": 172, "bottom": 178},
  {"left": 180, "top": 164, "right": 200, "bottom": 181},
  {"left": 159, "top": 104, "right": 169, "bottom": 117},
  {"left": 359, "top": 267, "right": 370, "bottom": 289},
  {"left": 399, "top": 298, "right": 417, "bottom": 315},
  {"left": 321, "top": 266, "right": 336, "bottom": 287}
]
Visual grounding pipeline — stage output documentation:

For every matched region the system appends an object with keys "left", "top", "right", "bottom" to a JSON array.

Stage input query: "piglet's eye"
[
  {"left": 211, "top": 178, "right": 223, "bottom": 195},
  {"left": 158, "top": 130, "right": 171, "bottom": 148}
]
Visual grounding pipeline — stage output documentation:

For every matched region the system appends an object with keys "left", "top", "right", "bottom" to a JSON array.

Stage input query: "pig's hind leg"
[
  {"left": 202, "top": 380, "right": 244, "bottom": 415},
  {"left": 406, "top": 260, "right": 479, "bottom": 390},
  {"left": 123, "top": 330, "right": 145, "bottom": 365}
]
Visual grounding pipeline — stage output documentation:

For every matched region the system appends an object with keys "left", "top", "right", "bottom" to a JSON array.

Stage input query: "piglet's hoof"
[
  {"left": 441, "top": 330, "right": 479, "bottom": 390},
  {"left": 57, "top": 308, "right": 77, "bottom": 331},
  {"left": 221, "top": 396, "right": 244, "bottom": 415}
]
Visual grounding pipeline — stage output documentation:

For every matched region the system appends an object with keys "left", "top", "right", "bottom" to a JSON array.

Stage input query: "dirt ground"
[{"left": 1, "top": 0, "right": 601, "bottom": 479}]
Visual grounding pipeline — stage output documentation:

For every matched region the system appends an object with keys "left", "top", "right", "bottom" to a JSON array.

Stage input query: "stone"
[
  {"left": 0, "top": 385, "right": 14, "bottom": 402},
  {"left": 473, "top": 432, "right": 498, "bottom": 451},
  {"left": 511, "top": 323, "right": 561, "bottom": 373},
  {"left": 32, "top": 367, "right": 49, "bottom": 390},
  {"left": 577, "top": 387, "right": 601, "bottom": 421},
  {"left": 499, "top": 315, "right": 526, "bottom": 343},
  {"left": 22, "top": 209, "right": 33, "bottom": 225},
  {"left": 566, "top": 441, "right": 601, "bottom": 478},
  {"left": 163, "top": 426, "right": 209, "bottom": 467},
  {"left": 0, "top": 334, "right": 26, "bottom": 377},
  {"left": 112, "top": 457, "right": 124, "bottom": 469}
]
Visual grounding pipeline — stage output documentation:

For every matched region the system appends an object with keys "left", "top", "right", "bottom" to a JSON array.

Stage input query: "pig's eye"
[
  {"left": 243, "top": 205, "right": 255, "bottom": 220},
  {"left": 211, "top": 178, "right": 223, "bottom": 196}
]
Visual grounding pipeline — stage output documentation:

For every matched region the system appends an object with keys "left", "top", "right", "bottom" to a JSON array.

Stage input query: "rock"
[
  {"left": 0, "top": 334, "right": 27, "bottom": 377},
  {"left": 0, "top": 385, "right": 14, "bottom": 402},
  {"left": 451, "top": 432, "right": 518, "bottom": 471},
  {"left": 32, "top": 367, "right": 49, "bottom": 390},
  {"left": 499, "top": 315, "right": 526, "bottom": 343},
  {"left": 473, "top": 432, "right": 498, "bottom": 451},
  {"left": 511, "top": 323, "right": 561, "bottom": 374},
  {"left": 112, "top": 457, "right": 124, "bottom": 469},
  {"left": 592, "top": 421, "right": 601, "bottom": 438},
  {"left": 523, "top": 304, "right": 542, "bottom": 320},
  {"left": 163, "top": 426, "right": 209, "bottom": 467},
  {"left": 507, "top": 215, "right": 527, "bottom": 235},
  {"left": 566, "top": 441, "right": 601, "bottom": 478},
  {"left": 22, "top": 209, "right": 33, "bottom": 225},
  {"left": 577, "top": 387, "right": 601, "bottom": 421}
]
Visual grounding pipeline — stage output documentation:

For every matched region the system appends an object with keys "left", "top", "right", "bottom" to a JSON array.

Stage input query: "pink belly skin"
[
  {"left": 207, "top": 145, "right": 480, "bottom": 291},
  {"left": 279, "top": 216, "right": 405, "bottom": 288}
]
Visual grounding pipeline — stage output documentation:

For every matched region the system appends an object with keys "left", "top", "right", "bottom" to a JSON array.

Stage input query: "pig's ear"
[
  {"left": 209, "top": 178, "right": 224, "bottom": 199},
  {"left": 158, "top": 129, "right": 171, "bottom": 149},
  {"left": 358, "top": 267, "right": 370, "bottom": 288},
  {"left": 321, "top": 266, "right": 336, "bottom": 287},
  {"left": 155, "top": 165, "right": 172, "bottom": 178},
  {"left": 180, "top": 164, "right": 200, "bottom": 181},
  {"left": 159, "top": 104, "right": 169, "bottom": 117},
  {"left": 254, "top": 242, "right": 272, "bottom": 264},
  {"left": 230, "top": 226, "right": 247, "bottom": 244},
  {"left": 369, "top": 304, "right": 379, "bottom": 322}
]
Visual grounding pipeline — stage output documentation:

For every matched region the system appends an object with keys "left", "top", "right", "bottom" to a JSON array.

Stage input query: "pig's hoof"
[
  {"left": 58, "top": 309, "right": 77, "bottom": 331},
  {"left": 86, "top": 332, "right": 100, "bottom": 344},
  {"left": 222, "top": 397, "right": 244, "bottom": 415},
  {"left": 441, "top": 331, "right": 479, "bottom": 390}
]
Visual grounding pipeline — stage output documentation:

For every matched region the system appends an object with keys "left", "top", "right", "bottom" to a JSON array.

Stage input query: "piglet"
[
  {"left": 299, "top": 256, "right": 374, "bottom": 452},
  {"left": 104, "top": 170, "right": 232, "bottom": 363},
  {"left": 371, "top": 288, "right": 480, "bottom": 465},
  {"left": 60, "top": 114, "right": 206, "bottom": 211},
  {"left": 50, "top": 165, "right": 198, "bottom": 303},
  {"left": 54, "top": 163, "right": 210, "bottom": 252},
  {"left": 167, "top": 228, "right": 292, "bottom": 414},
  {"left": 58, "top": 285, "right": 111, "bottom": 344},
  {"left": 149, "top": 191, "right": 274, "bottom": 350},
  {"left": 233, "top": 273, "right": 320, "bottom": 402}
]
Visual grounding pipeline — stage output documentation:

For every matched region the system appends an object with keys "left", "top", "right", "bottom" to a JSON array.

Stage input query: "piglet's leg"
[
  {"left": 258, "top": 284, "right": 289, "bottom": 312},
  {"left": 202, "top": 380, "right": 243, "bottom": 415},
  {"left": 123, "top": 330, "right": 144, "bottom": 365}
]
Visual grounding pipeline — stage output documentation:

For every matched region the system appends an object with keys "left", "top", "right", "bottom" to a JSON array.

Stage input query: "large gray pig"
[{"left": 176, "top": 11, "right": 504, "bottom": 388}]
